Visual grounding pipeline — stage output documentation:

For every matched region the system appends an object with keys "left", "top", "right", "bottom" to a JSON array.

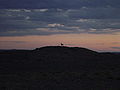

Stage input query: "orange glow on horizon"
[{"left": 0, "top": 33, "right": 120, "bottom": 52}]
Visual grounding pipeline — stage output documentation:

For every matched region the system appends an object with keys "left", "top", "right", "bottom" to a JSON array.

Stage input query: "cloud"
[
  {"left": 25, "top": 16, "right": 30, "bottom": 20},
  {"left": 5, "top": 9, "right": 32, "bottom": 12},
  {"left": 0, "top": 9, "right": 120, "bottom": 36},
  {"left": 88, "top": 28, "right": 120, "bottom": 34},
  {"left": 5, "top": 9, "right": 21, "bottom": 12},
  {"left": 111, "top": 47, "right": 120, "bottom": 49},
  {"left": 36, "top": 28, "right": 73, "bottom": 33},
  {"left": 76, "top": 19, "right": 89, "bottom": 22},
  {"left": 23, "top": 9, "right": 31, "bottom": 12},
  {"left": 48, "top": 23, "right": 64, "bottom": 27},
  {"left": 38, "top": 9, "right": 48, "bottom": 12}
]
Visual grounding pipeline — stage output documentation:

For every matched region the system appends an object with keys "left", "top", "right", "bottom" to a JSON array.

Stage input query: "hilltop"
[{"left": 0, "top": 46, "right": 120, "bottom": 71}]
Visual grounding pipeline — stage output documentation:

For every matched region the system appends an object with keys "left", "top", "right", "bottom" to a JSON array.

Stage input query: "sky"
[{"left": 0, "top": 0, "right": 120, "bottom": 52}]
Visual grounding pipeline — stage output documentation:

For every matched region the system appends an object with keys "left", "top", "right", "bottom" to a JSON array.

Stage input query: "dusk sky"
[{"left": 0, "top": 0, "right": 120, "bottom": 52}]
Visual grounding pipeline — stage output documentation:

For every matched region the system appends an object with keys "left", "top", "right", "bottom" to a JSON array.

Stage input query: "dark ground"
[{"left": 0, "top": 46, "right": 120, "bottom": 89}]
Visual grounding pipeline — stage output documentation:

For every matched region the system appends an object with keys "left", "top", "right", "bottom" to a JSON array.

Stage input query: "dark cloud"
[
  {"left": 0, "top": 9, "right": 120, "bottom": 36},
  {"left": 111, "top": 47, "right": 120, "bottom": 49}
]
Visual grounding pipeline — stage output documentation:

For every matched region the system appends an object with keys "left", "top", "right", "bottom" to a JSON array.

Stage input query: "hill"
[
  {"left": 0, "top": 46, "right": 120, "bottom": 71},
  {"left": 0, "top": 46, "right": 120, "bottom": 89}
]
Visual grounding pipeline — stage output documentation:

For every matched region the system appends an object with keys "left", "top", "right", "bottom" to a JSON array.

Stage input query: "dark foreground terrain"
[{"left": 0, "top": 46, "right": 120, "bottom": 89}]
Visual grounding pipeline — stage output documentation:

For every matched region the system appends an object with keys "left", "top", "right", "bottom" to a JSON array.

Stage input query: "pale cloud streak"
[{"left": 48, "top": 23, "right": 64, "bottom": 27}]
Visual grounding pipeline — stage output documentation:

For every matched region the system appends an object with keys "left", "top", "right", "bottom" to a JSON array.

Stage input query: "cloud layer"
[{"left": 0, "top": 9, "right": 120, "bottom": 36}]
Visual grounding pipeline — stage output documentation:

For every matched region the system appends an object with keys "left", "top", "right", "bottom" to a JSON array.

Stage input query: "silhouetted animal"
[{"left": 61, "top": 43, "right": 64, "bottom": 46}]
